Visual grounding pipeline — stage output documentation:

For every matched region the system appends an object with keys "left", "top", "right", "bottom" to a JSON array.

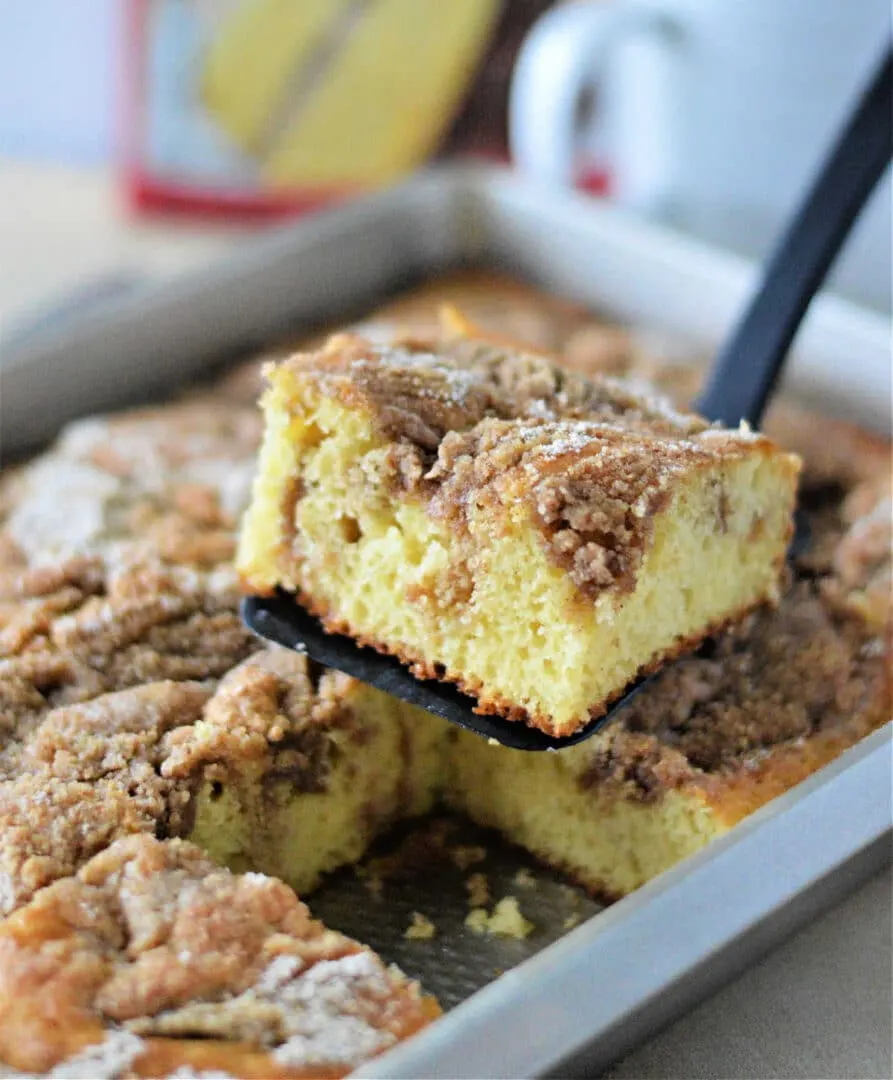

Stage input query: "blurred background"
[
  {"left": 0, "top": 0, "right": 890, "bottom": 334},
  {"left": 0, "top": 8, "right": 889, "bottom": 1080}
]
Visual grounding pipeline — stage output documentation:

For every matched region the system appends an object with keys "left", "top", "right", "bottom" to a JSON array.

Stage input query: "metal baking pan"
[
  {"left": 1, "top": 166, "right": 890, "bottom": 1078},
  {"left": 3, "top": 165, "right": 890, "bottom": 453}
]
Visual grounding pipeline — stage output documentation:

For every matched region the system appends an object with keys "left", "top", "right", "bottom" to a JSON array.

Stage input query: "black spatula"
[{"left": 243, "top": 47, "right": 892, "bottom": 751}]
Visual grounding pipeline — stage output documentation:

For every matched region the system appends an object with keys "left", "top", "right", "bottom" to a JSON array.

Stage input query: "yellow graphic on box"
[{"left": 202, "top": 0, "right": 501, "bottom": 188}]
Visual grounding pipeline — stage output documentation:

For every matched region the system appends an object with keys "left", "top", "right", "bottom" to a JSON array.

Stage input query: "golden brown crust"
[
  {"left": 281, "top": 332, "right": 707, "bottom": 453},
  {"left": 626, "top": 582, "right": 889, "bottom": 768},
  {"left": 419, "top": 283, "right": 890, "bottom": 799},
  {"left": 0, "top": 680, "right": 207, "bottom": 914},
  {"left": 405, "top": 281, "right": 890, "bottom": 803},
  {"left": 0, "top": 394, "right": 374, "bottom": 919},
  {"left": 301, "top": 283, "right": 887, "bottom": 771},
  {"left": 0, "top": 835, "right": 436, "bottom": 1077},
  {"left": 0, "top": 392, "right": 265, "bottom": 748}
]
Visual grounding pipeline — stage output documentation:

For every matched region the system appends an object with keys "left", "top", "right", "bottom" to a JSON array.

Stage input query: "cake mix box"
[{"left": 123, "top": 0, "right": 562, "bottom": 218}]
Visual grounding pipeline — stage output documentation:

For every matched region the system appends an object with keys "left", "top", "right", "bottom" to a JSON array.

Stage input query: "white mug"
[{"left": 509, "top": 0, "right": 891, "bottom": 312}]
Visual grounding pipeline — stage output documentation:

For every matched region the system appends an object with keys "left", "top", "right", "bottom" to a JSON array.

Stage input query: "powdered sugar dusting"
[
  {"left": 352, "top": 346, "right": 483, "bottom": 406},
  {"left": 185, "top": 458, "right": 257, "bottom": 520},
  {"left": 0, "top": 871, "right": 18, "bottom": 917},
  {"left": 5, "top": 458, "right": 121, "bottom": 563},
  {"left": 165, "top": 1070, "right": 234, "bottom": 1079},
  {"left": 270, "top": 951, "right": 399, "bottom": 1069},
  {"left": 698, "top": 421, "right": 763, "bottom": 445},
  {"left": 350, "top": 320, "right": 400, "bottom": 345},
  {"left": 537, "top": 422, "right": 601, "bottom": 459},
  {"left": 241, "top": 871, "right": 272, "bottom": 885},
  {"left": 47, "top": 1030, "right": 145, "bottom": 1078},
  {"left": 254, "top": 953, "right": 303, "bottom": 995},
  {"left": 299, "top": 950, "right": 384, "bottom": 987},
  {"left": 273, "top": 1015, "right": 396, "bottom": 1069},
  {"left": 600, "top": 373, "right": 698, "bottom": 429},
  {"left": 4, "top": 400, "right": 260, "bottom": 568}
]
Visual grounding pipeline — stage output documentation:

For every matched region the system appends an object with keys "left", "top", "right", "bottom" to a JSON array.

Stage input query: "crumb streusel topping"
[
  {"left": 0, "top": 395, "right": 375, "bottom": 915},
  {"left": 277, "top": 333, "right": 777, "bottom": 601},
  {"left": 0, "top": 835, "right": 431, "bottom": 1075}
]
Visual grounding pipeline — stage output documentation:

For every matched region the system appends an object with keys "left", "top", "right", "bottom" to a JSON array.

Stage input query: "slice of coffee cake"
[
  {"left": 0, "top": 835, "right": 437, "bottom": 1078},
  {"left": 237, "top": 335, "right": 800, "bottom": 737}
]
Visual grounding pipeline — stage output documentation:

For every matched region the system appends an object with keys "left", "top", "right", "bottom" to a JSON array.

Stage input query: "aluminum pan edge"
[
  {"left": 2, "top": 166, "right": 889, "bottom": 455},
  {"left": 357, "top": 725, "right": 892, "bottom": 1079}
]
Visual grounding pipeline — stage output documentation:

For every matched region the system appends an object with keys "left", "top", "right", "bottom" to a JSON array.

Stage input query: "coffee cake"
[{"left": 0, "top": 271, "right": 888, "bottom": 1075}]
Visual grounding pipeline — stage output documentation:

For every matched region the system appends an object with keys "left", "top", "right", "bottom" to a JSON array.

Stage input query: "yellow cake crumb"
[
  {"left": 464, "top": 896, "right": 534, "bottom": 939},
  {"left": 405, "top": 911, "right": 437, "bottom": 940},
  {"left": 464, "top": 908, "right": 490, "bottom": 935},
  {"left": 488, "top": 896, "right": 534, "bottom": 939},
  {"left": 465, "top": 871, "right": 490, "bottom": 907},
  {"left": 2, "top": 270, "right": 889, "bottom": 1080}
]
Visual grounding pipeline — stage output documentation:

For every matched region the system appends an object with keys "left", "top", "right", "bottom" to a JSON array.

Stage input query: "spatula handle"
[{"left": 697, "top": 46, "right": 892, "bottom": 429}]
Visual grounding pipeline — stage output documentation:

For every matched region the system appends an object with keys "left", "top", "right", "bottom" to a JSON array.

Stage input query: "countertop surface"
[{"left": 1, "top": 160, "right": 890, "bottom": 1080}]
